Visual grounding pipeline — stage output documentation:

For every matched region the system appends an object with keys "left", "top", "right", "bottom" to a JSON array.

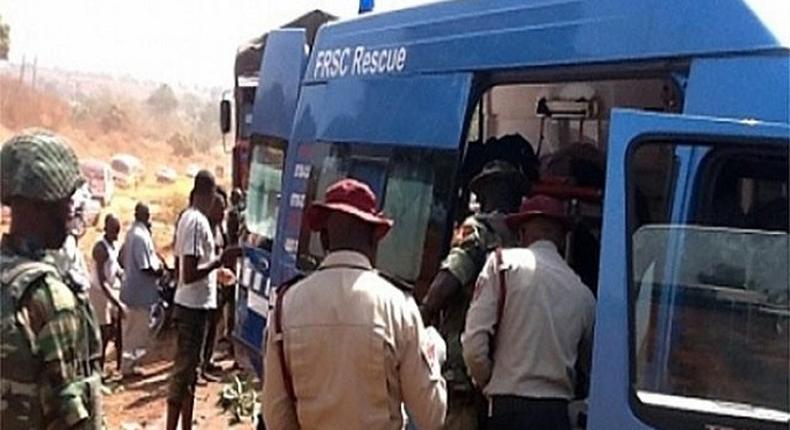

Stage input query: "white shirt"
[
  {"left": 462, "top": 240, "right": 596, "bottom": 399},
  {"left": 174, "top": 207, "right": 217, "bottom": 309},
  {"left": 55, "top": 234, "right": 90, "bottom": 291},
  {"left": 91, "top": 237, "right": 121, "bottom": 290}
]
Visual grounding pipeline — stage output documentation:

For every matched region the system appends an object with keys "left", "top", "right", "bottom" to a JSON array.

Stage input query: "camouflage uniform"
[
  {"left": 1, "top": 130, "right": 103, "bottom": 430},
  {"left": 439, "top": 212, "right": 516, "bottom": 429}
]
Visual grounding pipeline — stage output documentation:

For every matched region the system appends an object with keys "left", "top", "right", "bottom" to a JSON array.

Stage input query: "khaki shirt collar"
[{"left": 319, "top": 250, "right": 374, "bottom": 270}]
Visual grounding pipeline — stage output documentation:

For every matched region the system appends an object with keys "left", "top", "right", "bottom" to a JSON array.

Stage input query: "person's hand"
[
  {"left": 425, "top": 326, "right": 447, "bottom": 368},
  {"left": 220, "top": 246, "right": 242, "bottom": 267},
  {"left": 117, "top": 303, "right": 128, "bottom": 319},
  {"left": 217, "top": 267, "right": 237, "bottom": 286}
]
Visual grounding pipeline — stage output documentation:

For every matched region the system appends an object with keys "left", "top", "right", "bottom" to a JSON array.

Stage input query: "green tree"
[
  {"left": 146, "top": 84, "right": 178, "bottom": 116},
  {"left": 0, "top": 14, "right": 10, "bottom": 60}
]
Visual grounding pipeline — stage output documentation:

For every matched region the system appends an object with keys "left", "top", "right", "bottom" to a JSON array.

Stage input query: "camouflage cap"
[{"left": 1, "top": 129, "right": 85, "bottom": 204}]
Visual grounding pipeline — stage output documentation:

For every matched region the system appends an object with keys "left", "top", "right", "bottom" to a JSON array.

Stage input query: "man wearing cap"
[
  {"left": 421, "top": 158, "right": 536, "bottom": 429},
  {"left": 166, "top": 170, "right": 240, "bottom": 430},
  {"left": 262, "top": 178, "right": 447, "bottom": 430},
  {"left": 462, "top": 195, "right": 595, "bottom": 430},
  {"left": 0, "top": 129, "right": 103, "bottom": 429}
]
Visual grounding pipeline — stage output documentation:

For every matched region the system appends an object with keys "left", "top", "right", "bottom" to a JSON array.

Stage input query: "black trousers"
[
  {"left": 202, "top": 307, "right": 220, "bottom": 367},
  {"left": 167, "top": 305, "right": 209, "bottom": 406},
  {"left": 486, "top": 396, "right": 570, "bottom": 430}
]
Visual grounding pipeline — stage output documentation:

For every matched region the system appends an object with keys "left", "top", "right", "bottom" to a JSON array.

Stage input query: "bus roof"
[{"left": 305, "top": 0, "right": 789, "bottom": 83}]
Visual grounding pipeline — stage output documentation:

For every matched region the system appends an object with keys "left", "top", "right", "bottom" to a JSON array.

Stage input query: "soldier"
[
  {"left": 1, "top": 129, "right": 103, "bottom": 429},
  {"left": 421, "top": 158, "right": 536, "bottom": 429},
  {"left": 263, "top": 178, "right": 447, "bottom": 430}
]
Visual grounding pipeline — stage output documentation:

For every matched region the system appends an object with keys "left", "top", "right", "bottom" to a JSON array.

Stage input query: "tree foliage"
[
  {"left": 0, "top": 14, "right": 10, "bottom": 60},
  {"left": 146, "top": 84, "right": 178, "bottom": 115}
]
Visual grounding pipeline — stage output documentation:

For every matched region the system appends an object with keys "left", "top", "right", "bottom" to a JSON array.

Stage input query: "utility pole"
[
  {"left": 18, "top": 54, "right": 25, "bottom": 82},
  {"left": 31, "top": 56, "right": 37, "bottom": 89}
]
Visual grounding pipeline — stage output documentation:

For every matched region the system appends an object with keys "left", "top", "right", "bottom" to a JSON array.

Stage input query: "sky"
[{"left": 1, "top": 0, "right": 432, "bottom": 87}]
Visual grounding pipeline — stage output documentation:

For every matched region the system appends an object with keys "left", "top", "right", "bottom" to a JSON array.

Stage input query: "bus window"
[
  {"left": 296, "top": 142, "right": 455, "bottom": 296},
  {"left": 630, "top": 142, "right": 789, "bottom": 424},
  {"left": 237, "top": 86, "right": 256, "bottom": 139},
  {"left": 246, "top": 137, "right": 286, "bottom": 243}
]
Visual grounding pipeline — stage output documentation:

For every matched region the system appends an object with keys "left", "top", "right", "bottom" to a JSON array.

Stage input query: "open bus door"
[
  {"left": 589, "top": 109, "right": 789, "bottom": 429},
  {"left": 235, "top": 29, "right": 308, "bottom": 375}
]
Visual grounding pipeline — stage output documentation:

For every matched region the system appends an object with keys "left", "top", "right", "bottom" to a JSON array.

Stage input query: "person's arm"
[
  {"left": 23, "top": 278, "right": 98, "bottom": 429},
  {"left": 177, "top": 215, "right": 241, "bottom": 285},
  {"left": 117, "top": 243, "right": 126, "bottom": 270},
  {"left": 261, "top": 305, "right": 299, "bottom": 430},
  {"left": 132, "top": 234, "right": 163, "bottom": 278},
  {"left": 461, "top": 254, "right": 500, "bottom": 388},
  {"left": 180, "top": 254, "right": 223, "bottom": 284},
  {"left": 399, "top": 299, "right": 447, "bottom": 430},
  {"left": 420, "top": 222, "right": 489, "bottom": 324},
  {"left": 92, "top": 243, "right": 125, "bottom": 315}
]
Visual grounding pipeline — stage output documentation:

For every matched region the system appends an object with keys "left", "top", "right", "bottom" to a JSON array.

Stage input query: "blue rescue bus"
[{"left": 231, "top": 1, "right": 789, "bottom": 428}]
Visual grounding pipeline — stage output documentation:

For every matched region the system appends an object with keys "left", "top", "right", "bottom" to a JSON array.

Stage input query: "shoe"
[
  {"left": 201, "top": 370, "right": 222, "bottom": 383},
  {"left": 204, "top": 362, "right": 223, "bottom": 373},
  {"left": 121, "top": 368, "right": 144, "bottom": 380},
  {"left": 195, "top": 375, "right": 208, "bottom": 387}
]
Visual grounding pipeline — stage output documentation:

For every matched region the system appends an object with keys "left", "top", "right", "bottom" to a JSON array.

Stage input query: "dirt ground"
[
  {"left": 1, "top": 74, "right": 246, "bottom": 428},
  {"left": 100, "top": 328, "right": 259, "bottom": 430}
]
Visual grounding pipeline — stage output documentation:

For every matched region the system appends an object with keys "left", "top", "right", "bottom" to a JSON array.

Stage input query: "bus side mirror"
[{"left": 220, "top": 100, "right": 231, "bottom": 134}]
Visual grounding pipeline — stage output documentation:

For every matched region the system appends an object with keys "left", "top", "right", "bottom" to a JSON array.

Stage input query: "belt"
[{"left": 487, "top": 395, "right": 569, "bottom": 418}]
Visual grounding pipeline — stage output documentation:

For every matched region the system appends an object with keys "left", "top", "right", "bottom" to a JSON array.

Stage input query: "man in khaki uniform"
[
  {"left": 463, "top": 196, "right": 595, "bottom": 430},
  {"left": 263, "top": 178, "right": 447, "bottom": 430}
]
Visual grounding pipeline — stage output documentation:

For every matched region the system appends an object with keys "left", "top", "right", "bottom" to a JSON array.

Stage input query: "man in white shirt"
[
  {"left": 166, "top": 170, "right": 240, "bottom": 430},
  {"left": 462, "top": 195, "right": 595, "bottom": 430}
]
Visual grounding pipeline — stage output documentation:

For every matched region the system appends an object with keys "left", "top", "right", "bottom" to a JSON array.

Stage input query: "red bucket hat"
[
  {"left": 506, "top": 194, "right": 571, "bottom": 230},
  {"left": 305, "top": 178, "right": 394, "bottom": 239}
]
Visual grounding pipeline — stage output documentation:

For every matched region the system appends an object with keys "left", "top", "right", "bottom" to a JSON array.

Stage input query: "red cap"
[
  {"left": 506, "top": 194, "right": 570, "bottom": 229},
  {"left": 305, "top": 178, "right": 393, "bottom": 239}
]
